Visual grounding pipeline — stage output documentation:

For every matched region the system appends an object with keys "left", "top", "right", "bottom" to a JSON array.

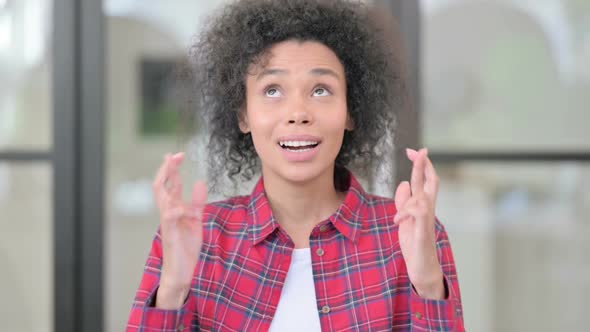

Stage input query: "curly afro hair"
[{"left": 182, "top": 0, "right": 406, "bottom": 192}]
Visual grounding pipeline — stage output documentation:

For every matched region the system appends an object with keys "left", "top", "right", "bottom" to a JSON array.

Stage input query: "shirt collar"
[
  {"left": 247, "top": 177, "right": 281, "bottom": 246},
  {"left": 247, "top": 170, "right": 367, "bottom": 246}
]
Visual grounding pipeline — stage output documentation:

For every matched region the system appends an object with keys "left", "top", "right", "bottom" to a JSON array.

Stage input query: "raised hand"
[
  {"left": 393, "top": 148, "right": 445, "bottom": 300},
  {"left": 152, "top": 152, "right": 208, "bottom": 309}
]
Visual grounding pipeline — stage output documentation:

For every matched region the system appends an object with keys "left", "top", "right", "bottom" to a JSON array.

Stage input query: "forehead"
[{"left": 249, "top": 40, "right": 345, "bottom": 76}]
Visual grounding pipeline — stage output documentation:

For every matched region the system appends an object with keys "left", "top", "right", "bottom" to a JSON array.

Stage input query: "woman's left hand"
[{"left": 393, "top": 148, "right": 445, "bottom": 300}]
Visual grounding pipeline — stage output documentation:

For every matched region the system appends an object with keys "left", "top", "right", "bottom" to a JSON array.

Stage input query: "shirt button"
[
  {"left": 319, "top": 224, "right": 329, "bottom": 232},
  {"left": 316, "top": 248, "right": 325, "bottom": 256},
  {"left": 178, "top": 323, "right": 185, "bottom": 331},
  {"left": 321, "top": 305, "right": 331, "bottom": 314},
  {"left": 415, "top": 312, "right": 423, "bottom": 319}
]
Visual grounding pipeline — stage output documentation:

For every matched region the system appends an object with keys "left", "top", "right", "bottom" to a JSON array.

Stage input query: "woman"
[{"left": 127, "top": 0, "right": 464, "bottom": 331}]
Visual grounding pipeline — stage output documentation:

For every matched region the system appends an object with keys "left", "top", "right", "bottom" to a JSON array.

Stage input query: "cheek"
[
  {"left": 324, "top": 108, "right": 349, "bottom": 134},
  {"left": 247, "top": 110, "right": 276, "bottom": 136},
  {"left": 244, "top": 107, "right": 278, "bottom": 150}
]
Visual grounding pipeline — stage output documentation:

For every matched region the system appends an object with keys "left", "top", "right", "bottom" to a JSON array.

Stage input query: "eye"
[
  {"left": 265, "top": 86, "right": 283, "bottom": 97},
  {"left": 312, "top": 86, "right": 332, "bottom": 97}
]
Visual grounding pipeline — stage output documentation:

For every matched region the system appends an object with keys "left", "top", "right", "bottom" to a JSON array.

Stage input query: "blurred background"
[{"left": 1, "top": 0, "right": 589, "bottom": 331}]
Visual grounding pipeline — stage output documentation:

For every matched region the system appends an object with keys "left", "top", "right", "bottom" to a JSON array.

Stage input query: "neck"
[{"left": 262, "top": 165, "right": 346, "bottom": 248}]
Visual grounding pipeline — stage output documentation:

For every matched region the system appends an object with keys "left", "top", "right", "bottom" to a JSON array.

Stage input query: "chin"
[{"left": 272, "top": 162, "right": 331, "bottom": 185}]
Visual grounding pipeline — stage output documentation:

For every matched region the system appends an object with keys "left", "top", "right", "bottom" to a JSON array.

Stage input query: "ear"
[
  {"left": 345, "top": 113, "right": 355, "bottom": 131},
  {"left": 238, "top": 107, "right": 250, "bottom": 134}
]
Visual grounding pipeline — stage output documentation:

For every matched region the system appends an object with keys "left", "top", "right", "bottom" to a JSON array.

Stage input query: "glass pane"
[
  {"left": 422, "top": 0, "right": 590, "bottom": 151},
  {"left": 436, "top": 161, "right": 589, "bottom": 331},
  {"left": 104, "top": 1, "right": 226, "bottom": 331},
  {"left": 0, "top": 162, "right": 53, "bottom": 331},
  {"left": 0, "top": 0, "right": 52, "bottom": 151}
]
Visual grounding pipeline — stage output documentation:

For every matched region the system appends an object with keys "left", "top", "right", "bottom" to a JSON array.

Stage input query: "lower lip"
[{"left": 278, "top": 144, "right": 321, "bottom": 162}]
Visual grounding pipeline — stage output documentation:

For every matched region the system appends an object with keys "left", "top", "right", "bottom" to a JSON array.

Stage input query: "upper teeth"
[{"left": 280, "top": 140, "right": 318, "bottom": 147}]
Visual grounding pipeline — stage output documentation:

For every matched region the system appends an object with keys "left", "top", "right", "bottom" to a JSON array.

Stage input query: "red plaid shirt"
[{"left": 127, "top": 172, "right": 465, "bottom": 331}]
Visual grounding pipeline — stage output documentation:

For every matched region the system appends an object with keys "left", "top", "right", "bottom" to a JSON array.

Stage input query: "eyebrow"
[{"left": 255, "top": 67, "right": 342, "bottom": 81}]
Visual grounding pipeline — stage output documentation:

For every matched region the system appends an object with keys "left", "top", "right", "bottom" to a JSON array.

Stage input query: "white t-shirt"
[{"left": 269, "top": 248, "right": 322, "bottom": 331}]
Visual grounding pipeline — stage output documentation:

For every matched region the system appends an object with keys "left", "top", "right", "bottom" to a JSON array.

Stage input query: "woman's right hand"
[{"left": 152, "top": 152, "right": 208, "bottom": 309}]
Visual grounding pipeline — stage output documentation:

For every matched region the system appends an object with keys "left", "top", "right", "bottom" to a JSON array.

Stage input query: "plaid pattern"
[{"left": 127, "top": 172, "right": 464, "bottom": 331}]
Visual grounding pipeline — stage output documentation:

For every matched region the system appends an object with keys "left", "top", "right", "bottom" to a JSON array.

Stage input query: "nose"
[
  {"left": 287, "top": 98, "right": 313, "bottom": 125},
  {"left": 288, "top": 112, "right": 311, "bottom": 125}
]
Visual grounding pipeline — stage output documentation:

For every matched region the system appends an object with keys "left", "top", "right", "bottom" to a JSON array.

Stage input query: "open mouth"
[{"left": 278, "top": 140, "right": 320, "bottom": 152}]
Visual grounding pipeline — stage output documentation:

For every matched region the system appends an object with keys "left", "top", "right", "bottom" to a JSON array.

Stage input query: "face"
[{"left": 240, "top": 40, "right": 353, "bottom": 185}]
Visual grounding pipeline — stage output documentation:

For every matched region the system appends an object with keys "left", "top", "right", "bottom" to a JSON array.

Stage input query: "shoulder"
[
  {"left": 361, "top": 193, "right": 448, "bottom": 235},
  {"left": 201, "top": 195, "right": 250, "bottom": 242},
  {"left": 203, "top": 195, "right": 250, "bottom": 226},
  {"left": 361, "top": 193, "right": 398, "bottom": 221}
]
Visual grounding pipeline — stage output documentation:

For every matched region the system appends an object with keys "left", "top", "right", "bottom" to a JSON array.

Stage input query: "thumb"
[
  {"left": 394, "top": 181, "right": 411, "bottom": 210},
  {"left": 191, "top": 181, "right": 208, "bottom": 219}
]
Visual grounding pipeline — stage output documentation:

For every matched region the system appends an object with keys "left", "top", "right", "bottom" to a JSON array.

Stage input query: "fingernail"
[{"left": 173, "top": 152, "right": 184, "bottom": 159}]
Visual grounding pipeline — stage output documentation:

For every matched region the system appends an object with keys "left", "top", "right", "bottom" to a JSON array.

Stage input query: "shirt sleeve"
[
  {"left": 126, "top": 228, "right": 200, "bottom": 332},
  {"left": 409, "top": 221, "right": 465, "bottom": 332}
]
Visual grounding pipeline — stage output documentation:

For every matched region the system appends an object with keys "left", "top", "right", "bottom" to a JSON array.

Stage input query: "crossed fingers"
[{"left": 394, "top": 148, "right": 439, "bottom": 224}]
